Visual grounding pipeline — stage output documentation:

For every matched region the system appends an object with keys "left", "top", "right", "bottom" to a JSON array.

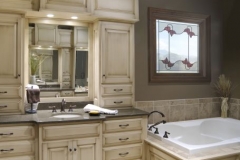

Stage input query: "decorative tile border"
[{"left": 134, "top": 97, "right": 240, "bottom": 123}]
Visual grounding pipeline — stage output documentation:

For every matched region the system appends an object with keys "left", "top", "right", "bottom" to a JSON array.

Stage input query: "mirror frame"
[
  {"left": 27, "top": 18, "right": 93, "bottom": 102},
  {"left": 148, "top": 7, "right": 211, "bottom": 83}
]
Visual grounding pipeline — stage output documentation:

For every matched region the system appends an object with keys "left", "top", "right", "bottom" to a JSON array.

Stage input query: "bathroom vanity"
[{"left": 0, "top": 108, "right": 148, "bottom": 160}]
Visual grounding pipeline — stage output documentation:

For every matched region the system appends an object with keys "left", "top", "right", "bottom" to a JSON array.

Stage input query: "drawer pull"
[
  {"left": 0, "top": 91, "right": 7, "bottom": 94},
  {"left": 0, "top": 133, "right": 13, "bottom": 136},
  {"left": 0, "top": 149, "right": 14, "bottom": 152},
  {"left": 119, "top": 138, "right": 129, "bottom": 141},
  {"left": 114, "top": 89, "right": 123, "bottom": 92},
  {"left": 119, "top": 152, "right": 129, "bottom": 157},
  {"left": 114, "top": 101, "right": 123, "bottom": 104},
  {"left": 69, "top": 149, "right": 72, "bottom": 152},
  {"left": 119, "top": 124, "right": 129, "bottom": 128},
  {"left": 74, "top": 148, "right": 77, "bottom": 151},
  {"left": 0, "top": 105, "right": 7, "bottom": 109}
]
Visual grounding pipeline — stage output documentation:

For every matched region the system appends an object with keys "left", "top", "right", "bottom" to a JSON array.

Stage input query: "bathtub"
[{"left": 148, "top": 117, "right": 240, "bottom": 154}]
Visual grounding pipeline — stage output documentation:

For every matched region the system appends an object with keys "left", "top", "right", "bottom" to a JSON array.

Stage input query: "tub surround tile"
[
  {"left": 198, "top": 103, "right": 212, "bottom": 119},
  {"left": 135, "top": 101, "right": 154, "bottom": 123},
  {"left": 185, "top": 98, "right": 199, "bottom": 104},
  {"left": 153, "top": 105, "right": 169, "bottom": 123},
  {"left": 154, "top": 100, "right": 170, "bottom": 106},
  {"left": 169, "top": 99, "right": 185, "bottom": 105},
  {"left": 211, "top": 102, "right": 221, "bottom": 117},
  {"left": 136, "top": 97, "right": 240, "bottom": 122},
  {"left": 169, "top": 105, "right": 185, "bottom": 122},
  {"left": 184, "top": 104, "right": 199, "bottom": 120},
  {"left": 229, "top": 103, "right": 239, "bottom": 119},
  {"left": 199, "top": 98, "right": 212, "bottom": 103}
]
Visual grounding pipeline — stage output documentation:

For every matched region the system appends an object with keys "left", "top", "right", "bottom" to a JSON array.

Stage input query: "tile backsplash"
[{"left": 135, "top": 97, "right": 240, "bottom": 124}]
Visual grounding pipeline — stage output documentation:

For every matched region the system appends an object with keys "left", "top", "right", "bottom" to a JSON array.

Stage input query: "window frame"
[{"left": 148, "top": 7, "right": 211, "bottom": 83}]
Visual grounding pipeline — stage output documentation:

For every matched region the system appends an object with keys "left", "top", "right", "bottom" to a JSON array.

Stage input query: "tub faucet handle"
[
  {"left": 163, "top": 131, "right": 170, "bottom": 138},
  {"left": 154, "top": 128, "right": 159, "bottom": 134}
]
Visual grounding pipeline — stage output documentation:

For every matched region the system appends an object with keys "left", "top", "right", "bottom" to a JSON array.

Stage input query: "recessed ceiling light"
[
  {"left": 47, "top": 14, "right": 54, "bottom": 18},
  {"left": 71, "top": 16, "right": 78, "bottom": 19}
]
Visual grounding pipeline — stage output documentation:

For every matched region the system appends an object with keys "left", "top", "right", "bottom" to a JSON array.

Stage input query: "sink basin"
[{"left": 52, "top": 114, "right": 81, "bottom": 118}]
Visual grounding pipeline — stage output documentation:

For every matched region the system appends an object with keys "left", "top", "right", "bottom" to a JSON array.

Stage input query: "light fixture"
[
  {"left": 71, "top": 16, "right": 78, "bottom": 19},
  {"left": 47, "top": 14, "right": 54, "bottom": 18}
]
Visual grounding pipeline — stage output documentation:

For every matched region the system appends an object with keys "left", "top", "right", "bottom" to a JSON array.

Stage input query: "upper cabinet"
[
  {"left": 0, "top": 13, "right": 24, "bottom": 114},
  {"left": 91, "top": 0, "right": 139, "bottom": 21},
  {"left": 40, "top": 0, "right": 88, "bottom": 13},
  {"left": 74, "top": 27, "right": 88, "bottom": 48},
  {"left": 35, "top": 24, "right": 58, "bottom": 46},
  {"left": 0, "top": 14, "right": 23, "bottom": 85}
]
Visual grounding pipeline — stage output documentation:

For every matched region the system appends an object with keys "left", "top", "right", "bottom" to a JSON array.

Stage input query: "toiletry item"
[{"left": 89, "top": 110, "right": 100, "bottom": 116}]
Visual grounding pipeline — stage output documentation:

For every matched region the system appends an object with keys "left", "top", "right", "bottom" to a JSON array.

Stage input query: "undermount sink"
[{"left": 52, "top": 114, "right": 81, "bottom": 118}]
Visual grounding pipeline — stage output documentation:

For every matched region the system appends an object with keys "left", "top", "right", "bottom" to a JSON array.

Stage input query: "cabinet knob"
[
  {"left": 74, "top": 148, "right": 77, "bottom": 151},
  {"left": 15, "top": 74, "right": 20, "bottom": 79},
  {"left": 69, "top": 148, "right": 72, "bottom": 152}
]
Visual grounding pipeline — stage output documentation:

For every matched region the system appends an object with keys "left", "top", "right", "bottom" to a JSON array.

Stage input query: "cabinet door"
[
  {"left": 0, "top": 14, "right": 22, "bottom": 85},
  {"left": 101, "top": 22, "right": 134, "bottom": 84},
  {"left": 73, "top": 138, "right": 100, "bottom": 160},
  {"left": 35, "top": 24, "right": 57, "bottom": 46},
  {"left": 42, "top": 141, "right": 72, "bottom": 160}
]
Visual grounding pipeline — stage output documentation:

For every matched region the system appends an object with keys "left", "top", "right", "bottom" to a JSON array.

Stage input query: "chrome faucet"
[{"left": 60, "top": 98, "right": 66, "bottom": 112}]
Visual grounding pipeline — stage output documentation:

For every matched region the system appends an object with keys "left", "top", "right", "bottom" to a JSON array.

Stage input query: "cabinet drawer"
[
  {"left": 62, "top": 82, "right": 70, "bottom": 88},
  {"left": 103, "top": 118, "right": 142, "bottom": 133},
  {"left": 101, "top": 96, "right": 132, "bottom": 108},
  {"left": 40, "top": 92, "right": 60, "bottom": 97},
  {"left": 104, "top": 144, "right": 142, "bottom": 160},
  {"left": 0, "top": 99, "right": 21, "bottom": 113},
  {"left": 102, "top": 85, "right": 132, "bottom": 95},
  {"left": 103, "top": 131, "right": 142, "bottom": 147},
  {"left": 0, "top": 140, "right": 34, "bottom": 157},
  {"left": 0, "top": 86, "right": 21, "bottom": 98},
  {"left": 61, "top": 91, "right": 73, "bottom": 97},
  {"left": 62, "top": 75, "right": 71, "bottom": 82},
  {"left": 0, "top": 125, "right": 34, "bottom": 141},
  {"left": 42, "top": 123, "right": 100, "bottom": 141},
  {"left": 0, "top": 156, "right": 34, "bottom": 160}
]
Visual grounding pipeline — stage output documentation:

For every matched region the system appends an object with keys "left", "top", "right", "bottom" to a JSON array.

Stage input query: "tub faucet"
[
  {"left": 61, "top": 98, "right": 66, "bottom": 112},
  {"left": 148, "top": 111, "right": 165, "bottom": 118},
  {"left": 148, "top": 120, "right": 166, "bottom": 131}
]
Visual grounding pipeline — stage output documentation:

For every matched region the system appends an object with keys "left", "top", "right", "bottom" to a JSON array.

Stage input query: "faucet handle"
[
  {"left": 68, "top": 105, "right": 76, "bottom": 112},
  {"left": 49, "top": 106, "right": 57, "bottom": 113}
]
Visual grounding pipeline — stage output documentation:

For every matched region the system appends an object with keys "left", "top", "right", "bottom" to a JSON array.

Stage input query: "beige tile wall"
[{"left": 135, "top": 97, "right": 226, "bottom": 124}]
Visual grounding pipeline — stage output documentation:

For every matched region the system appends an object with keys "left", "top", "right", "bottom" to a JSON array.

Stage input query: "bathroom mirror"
[
  {"left": 29, "top": 48, "right": 59, "bottom": 88},
  {"left": 28, "top": 20, "right": 92, "bottom": 101},
  {"left": 74, "top": 50, "right": 88, "bottom": 96}
]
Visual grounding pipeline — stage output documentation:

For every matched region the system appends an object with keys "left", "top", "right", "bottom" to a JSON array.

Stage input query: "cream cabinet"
[
  {"left": 57, "top": 29, "right": 72, "bottom": 47},
  {"left": 0, "top": 124, "right": 35, "bottom": 160},
  {"left": 94, "top": 21, "right": 134, "bottom": 108},
  {"left": 91, "top": 0, "right": 139, "bottom": 21},
  {"left": 35, "top": 24, "right": 58, "bottom": 46},
  {"left": 102, "top": 117, "right": 147, "bottom": 160},
  {"left": 0, "top": 13, "right": 24, "bottom": 114},
  {"left": 145, "top": 143, "right": 179, "bottom": 160},
  {"left": 39, "top": 122, "right": 102, "bottom": 160},
  {"left": 74, "top": 27, "right": 88, "bottom": 48}
]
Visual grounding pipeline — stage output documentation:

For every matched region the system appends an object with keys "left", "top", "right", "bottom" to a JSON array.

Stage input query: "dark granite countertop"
[{"left": 0, "top": 108, "right": 148, "bottom": 124}]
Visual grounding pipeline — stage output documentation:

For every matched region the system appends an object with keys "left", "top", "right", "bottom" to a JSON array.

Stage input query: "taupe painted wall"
[
  {"left": 223, "top": 0, "right": 240, "bottom": 98},
  {"left": 135, "top": 0, "right": 223, "bottom": 101}
]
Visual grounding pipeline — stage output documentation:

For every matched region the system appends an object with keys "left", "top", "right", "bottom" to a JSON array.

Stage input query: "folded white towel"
[{"left": 83, "top": 104, "right": 118, "bottom": 115}]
